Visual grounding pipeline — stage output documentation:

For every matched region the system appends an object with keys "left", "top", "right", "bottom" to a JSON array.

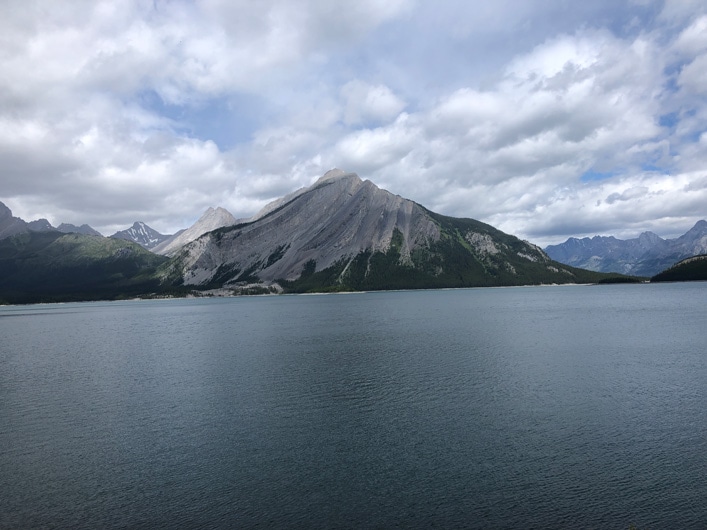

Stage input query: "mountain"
[
  {"left": 545, "top": 220, "right": 707, "bottom": 277},
  {"left": 26, "top": 218, "right": 55, "bottom": 232},
  {"left": 110, "top": 222, "right": 170, "bottom": 250},
  {"left": 651, "top": 254, "right": 707, "bottom": 282},
  {"left": 0, "top": 231, "right": 168, "bottom": 304},
  {"left": 0, "top": 170, "right": 637, "bottom": 303},
  {"left": 1, "top": 200, "right": 102, "bottom": 240},
  {"left": 0, "top": 201, "right": 31, "bottom": 239},
  {"left": 160, "top": 169, "right": 619, "bottom": 292},
  {"left": 0, "top": 201, "right": 57, "bottom": 237},
  {"left": 674, "top": 220, "right": 707, "bottom": 256},
  {"left": 152, "top": 207, "right": 237, "bottom": 256},
  {"left": 57, "top": 223, "right": 102, "bottom": 236}
]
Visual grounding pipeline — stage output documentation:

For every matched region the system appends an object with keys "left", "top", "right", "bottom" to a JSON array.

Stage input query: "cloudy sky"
[{"left": 2, "top": 0, "right": 706, "bottom": 245}]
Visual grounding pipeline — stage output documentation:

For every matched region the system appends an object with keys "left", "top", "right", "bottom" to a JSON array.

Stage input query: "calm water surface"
[{"left": 1, "top": 283, "right": 706, "bottom": 528}]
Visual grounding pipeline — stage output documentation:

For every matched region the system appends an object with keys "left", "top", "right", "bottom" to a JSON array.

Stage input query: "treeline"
[{"left": 651, "top": 255, "right": 707, "bottom": 282}]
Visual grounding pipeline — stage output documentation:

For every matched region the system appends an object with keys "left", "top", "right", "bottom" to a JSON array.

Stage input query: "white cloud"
[
  {"left": 341, "top": 80, "right": 406, "bottom": 125},
  {"left": 658, "top": 0, "right": 707, "bottom": 23},
  {"left": 606, "top": 186, "right": 650, "bottom": 204},
  {"left": 0, "top": 1, "right": 706, "bottom": 247},
  {"left": 335, "top": 113, "right": 417, "bottom": 171},
  {"left": 673, "top": 15, "right": 707, "bottom": 54},
  {"left": 311, "top": 25, "right": 704, "bottom": 245},
  {"left": 678, "top": 55, "right": 707, "bottom": 95}
]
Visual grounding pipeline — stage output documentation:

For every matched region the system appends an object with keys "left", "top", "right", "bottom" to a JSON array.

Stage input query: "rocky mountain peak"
[
  {"left": 676, "top": 220, "right": 707, "bottom": 254},
  {"left": 322, "top": 167, "right": 347, "bottom": 179},
  {"left": 315, "top": 168, "right": 358, "bottom": 185},
  {"left": 27, "top": 219, "right": 55, "bottom": 232},
  {"left": 637, "top": 231, "right": 664, "bottom": 250},
  {"left": 199, "top": 206, "right": 236, "bottom": 225},
  {"left": 682, "top": 219, "right": 707, "bottom": 237},
  {"left": 0, "top": 201, "right": 35, "bottom": 240},
  {"left": 152, "top": 206, "right": 237, "bottom": 257},
  {"left": 0, "top": 201, "right": 12, "bottom": 221},
  {"left": 110, "top": 221, "right": 170, "bottom": 250}
]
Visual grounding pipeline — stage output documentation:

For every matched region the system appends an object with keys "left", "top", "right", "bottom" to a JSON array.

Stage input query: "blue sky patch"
[{"left": 580, "top": 170, "right": 618, "bottom": 182}]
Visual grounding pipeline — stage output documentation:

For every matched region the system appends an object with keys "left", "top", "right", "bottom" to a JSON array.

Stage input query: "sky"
[{"left": 1, "top": 0, "right": 706, "bottom": 246}]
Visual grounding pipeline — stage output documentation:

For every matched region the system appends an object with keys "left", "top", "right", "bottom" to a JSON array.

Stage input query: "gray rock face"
[
  {"left": 545, "top": 220, "right": 707, "bottom": 276},
  {"left": 110, "top": 222, "right": 169, "bottom": 249},
  {"left": 152, "top": 207, "right": 237, "bottom": 256},
  {"left": 674, "top": 220, "right": 707, "bottom": 255},
  {"left": 170, "top": 170, "right": 441, "bottom": 285}
]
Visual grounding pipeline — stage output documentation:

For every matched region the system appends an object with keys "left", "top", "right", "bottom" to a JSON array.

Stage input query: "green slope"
[
  {"left": 0, "top": 232, "right": 169, "bottom": 304},
  {"left": 651, "top": 255, "right": 707, "bottom": 282}
]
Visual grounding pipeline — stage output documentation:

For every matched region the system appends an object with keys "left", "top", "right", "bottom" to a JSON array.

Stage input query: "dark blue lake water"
[{"left": 1, "top": 283, "right": 706, "bottom": 529}]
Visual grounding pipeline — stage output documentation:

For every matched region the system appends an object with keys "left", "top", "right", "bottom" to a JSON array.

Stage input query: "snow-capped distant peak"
[{"left": 110, "top": 222, "right": 170, "bottom": 250}]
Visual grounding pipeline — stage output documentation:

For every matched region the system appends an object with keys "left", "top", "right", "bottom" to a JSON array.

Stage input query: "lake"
[{"left": 1, "top": 283, "right": 705, "bottom": 528}]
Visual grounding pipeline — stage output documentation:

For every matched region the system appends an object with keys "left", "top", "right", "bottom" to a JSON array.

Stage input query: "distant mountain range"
[
  {"left": 1, "top": 201, "right": 103, "bottom": 239},
  {"left": 0, "top": 199, "right": 237, "bottom": 253},
  {"left": 545, "top": 221, "right": 707, "bottom": 277}
]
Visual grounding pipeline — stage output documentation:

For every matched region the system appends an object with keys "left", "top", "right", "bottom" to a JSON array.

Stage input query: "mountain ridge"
[
  {"left": 57, "top": 223, "right": 103, "bottom": 236},
  {"left": 0, "top": 200, "right": 103, "bottom": 239}
]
